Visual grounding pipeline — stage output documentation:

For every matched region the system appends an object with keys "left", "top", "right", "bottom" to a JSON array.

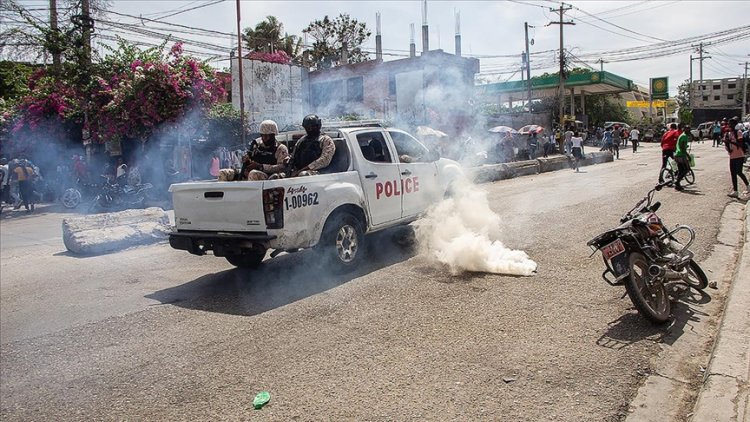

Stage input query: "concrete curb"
[
  {"left": 691, "top": 203, "right": 749, "bottom": 422},
  {"left": 467, "top": 151, "right": 614, "bottom": 183},
  {"left": 625, "top": 201, "right": 746, "bottom": 421},
  {"left": 62, "top": 207, "right": 172, "bottom": 255}
]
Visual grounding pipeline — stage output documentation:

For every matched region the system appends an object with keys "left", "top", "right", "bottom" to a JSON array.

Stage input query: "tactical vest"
[
  {"left": 292, "top": 135, "right": 322, "bottom": 170},
  {"left": 251, "top": 143, "right": 279, "bottom": 165}
]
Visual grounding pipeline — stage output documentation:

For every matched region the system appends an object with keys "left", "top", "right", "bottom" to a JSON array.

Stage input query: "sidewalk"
[{"left": 691, "top": 203, "right": 750, "bottom": 421}]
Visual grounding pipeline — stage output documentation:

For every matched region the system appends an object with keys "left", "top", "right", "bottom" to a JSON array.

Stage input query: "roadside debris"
[{"left": 253, "top": 391, "right": 271, "bottom": 410}]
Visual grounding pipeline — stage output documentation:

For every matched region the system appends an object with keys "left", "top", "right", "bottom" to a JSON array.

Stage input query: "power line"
[
  {"left": 154, "top": 0, "right": 225, "bottom": 21},
  {"left": 570, "top": 4, "right": 668, "bottom": 43}
]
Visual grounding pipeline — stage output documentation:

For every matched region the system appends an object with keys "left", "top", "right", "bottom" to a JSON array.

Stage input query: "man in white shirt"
[
  {"left": 0, "top": 157, "right": 8, "bottom": 209},
  {"left": 630, "top": 128, "right": 640, "bottom": 153}
]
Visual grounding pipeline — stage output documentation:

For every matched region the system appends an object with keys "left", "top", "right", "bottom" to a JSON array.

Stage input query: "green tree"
[
  {"left": 1, "top": 0, "right": 110, "bottom": 68},
  {"left": 243, "top": 16, "right": 301, "bottom": 58},
  {"left": 0, "top": 61, "right": 36, "bottom": 105},
  {"left": 676, "top": 79, "right": 693, "bottom": 125},
  {"left": 303, "top": 14, "right": 371, "bottom": 69}
]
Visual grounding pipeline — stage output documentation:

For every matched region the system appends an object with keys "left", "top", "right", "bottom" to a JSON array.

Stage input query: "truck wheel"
[
  {"left": 226, "top": 249, "right": 266, "bottom": 269},
  {"left": 317, "top": 211, "right": 366, "bottom": 274}
]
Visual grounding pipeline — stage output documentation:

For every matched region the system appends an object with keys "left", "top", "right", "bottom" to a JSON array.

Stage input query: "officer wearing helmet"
[
  {"left": 284, "top": 114, "right": 336, "bottom": 177},
  {"left": 242, "top": 119, "right": 290, "bottom": 181}
]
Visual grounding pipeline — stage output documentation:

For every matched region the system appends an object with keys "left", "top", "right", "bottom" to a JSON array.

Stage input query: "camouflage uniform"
[
  {"left": 246, "top": 141, "right": 290, "bottom": 181},
  {"left": 277, "top": 134, "right": 336, "bottom": 178}
]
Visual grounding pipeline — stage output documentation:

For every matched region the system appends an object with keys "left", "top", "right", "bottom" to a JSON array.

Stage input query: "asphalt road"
[{"left": 0, "top": 142, "right": 738, "bottom": 420}]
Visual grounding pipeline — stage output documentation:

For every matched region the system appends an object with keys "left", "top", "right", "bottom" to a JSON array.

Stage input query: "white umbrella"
[
  {"left": 488, "top": 125, "right": 517, "bottom": 134},
  {"left": 416, "top": 126, "right": 448, "bottom": 138}
]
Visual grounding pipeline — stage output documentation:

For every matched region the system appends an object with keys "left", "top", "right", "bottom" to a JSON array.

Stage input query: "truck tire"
[
  {"left": 225, "top": 249, "right": 266, "bottom": 269},
  {"left": 317, "top": 211, "right": 366, "bottom": 274}
]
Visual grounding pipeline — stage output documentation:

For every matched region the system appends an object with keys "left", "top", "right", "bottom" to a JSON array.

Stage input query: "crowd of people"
[{"left": 657, "top": 116, "right": 750, "bottom": 197}]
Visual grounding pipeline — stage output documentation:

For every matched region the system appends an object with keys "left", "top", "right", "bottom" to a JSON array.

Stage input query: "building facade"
[
  {"left": 307, "top": 50, "right": 480, "bottom": 134},
  {"left": 690, "top": 77, "right": 747, "bottom": 110}
]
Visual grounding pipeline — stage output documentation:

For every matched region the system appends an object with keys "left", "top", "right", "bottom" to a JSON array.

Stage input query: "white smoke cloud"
[{"left": 414, "top": 177, "right": 537, "bottom": 276}]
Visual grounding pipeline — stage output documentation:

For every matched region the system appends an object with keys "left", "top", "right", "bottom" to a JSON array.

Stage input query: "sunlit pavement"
[{"left": 0, "top": 141, "right": 743, "bottom": 420}]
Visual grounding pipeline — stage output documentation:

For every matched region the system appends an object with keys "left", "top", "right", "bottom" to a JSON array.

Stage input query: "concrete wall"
[{"left": 231, "top": 59, "right": 307, "bottom": 129}]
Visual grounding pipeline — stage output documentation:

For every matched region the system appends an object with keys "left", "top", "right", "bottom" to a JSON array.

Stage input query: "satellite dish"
[{"left": 530, "top": 39, "right": 535, "bottom": 45}]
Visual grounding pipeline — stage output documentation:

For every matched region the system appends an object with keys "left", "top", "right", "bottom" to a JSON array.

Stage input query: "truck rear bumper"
[{"left": 169, "top": 231, "right": 277, "bottom": 256}]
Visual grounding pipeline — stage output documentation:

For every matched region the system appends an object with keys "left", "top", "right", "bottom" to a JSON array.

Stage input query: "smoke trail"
[{"left": 414, "top": 177, "right": 537, "bottom": 276}]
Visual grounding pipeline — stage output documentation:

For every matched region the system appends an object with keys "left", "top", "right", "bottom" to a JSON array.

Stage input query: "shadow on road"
[
  {"left": 596, "top": 286, "right": 712, "bottom": 349},
  {"left": 145, "top": 227, "right": 417, "bottom": 317},
  {"left": 0, "top": 203, "right": 81, "bottom": 221}
]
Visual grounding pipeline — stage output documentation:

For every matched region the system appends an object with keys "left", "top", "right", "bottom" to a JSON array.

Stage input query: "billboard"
[{"left": 650, "top": 77, "right": 669, "bottom": 100}]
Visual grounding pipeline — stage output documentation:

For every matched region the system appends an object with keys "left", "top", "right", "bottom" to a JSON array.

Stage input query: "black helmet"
[{"left": 302, "top": 114, "right": 322, "bottom": 132}]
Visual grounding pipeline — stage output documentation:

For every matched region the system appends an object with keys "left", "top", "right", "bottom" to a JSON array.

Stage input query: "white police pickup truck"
[{"left": 169, "top": 122, "right": 463, "bottom": 272}]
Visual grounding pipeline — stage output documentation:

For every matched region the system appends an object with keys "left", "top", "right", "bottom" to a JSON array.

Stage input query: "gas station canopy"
[{"left": 476, "top": 70, "right": 635, "bottom": 101}]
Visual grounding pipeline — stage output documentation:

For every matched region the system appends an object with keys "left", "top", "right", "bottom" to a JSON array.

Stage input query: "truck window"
[
  {"left": 356, "top": 132, "right": 393, "bottom": 163},
  {"left": 388, "top": 131, "right": 431, "bottom": 163}
]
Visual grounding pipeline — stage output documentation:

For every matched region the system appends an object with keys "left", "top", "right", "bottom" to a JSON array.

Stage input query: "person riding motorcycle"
[{"left": 284, "top": 114, "right": 336, "bottom": 178}]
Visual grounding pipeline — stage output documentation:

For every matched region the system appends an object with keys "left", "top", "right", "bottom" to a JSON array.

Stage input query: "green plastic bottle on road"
[{"left": 253, "top": 391, "right": 270, "bottom": 410}]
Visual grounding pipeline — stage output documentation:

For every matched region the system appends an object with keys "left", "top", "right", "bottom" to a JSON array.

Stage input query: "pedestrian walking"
[
  {"left": 612, "top": 126, "right": 621, "bottom": 159},
  {"left": 12, "top": 159, "right": 36, "bottom": 212},
  {"left": 528, "top": 132, "right": 538, "bottom": 160},
  {"left": 622, "top": 128, "right": 629, "bottom": 147},
  {"left": 630, "top": 127, "right": 640, "bottom": 153},
  {"left": 712, "top": 121, "right": 722, "bottom": 147},
  {"left": 724, "top": 118, "right": 749, "bottom": 198},
  {"left": 601, "top": 127, "right": 613, "bottom": 153},
  {"left": 659, "top": 123, "right": 679, "bottom": 183},
  {"left": 570, "top": 131, "right": 584, "bottom": 172},
  {"left": 0, "top": 157, "right": 8, "bottom": 205}
]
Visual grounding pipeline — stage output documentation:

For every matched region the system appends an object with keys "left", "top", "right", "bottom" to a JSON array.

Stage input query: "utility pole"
[
  {"left": 597, "top": 58, "right": 604, "bottom": 72},
  {"left": 235, "top": 0, "right": 246, "bottom": 145},
  {"left": 549, "top": 3, "right": 574, "bottom": 128},
  {"left": 693, "top": 43, "right": 710, "bottom": 82},
  {"left": 81, "top": 0, "right": 91, "bottom": 66},
  {"left": 524, "top": 22, "right": 532, "bottom": 115},
  {"left": 689, "top": 55, "right": 693, "bottom": 107},
  {"left": 49, "top": 0, "right": 60, "bottom": 72}
]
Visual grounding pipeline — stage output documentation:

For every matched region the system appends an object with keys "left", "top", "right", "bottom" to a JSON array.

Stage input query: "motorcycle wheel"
[
  {"left": 625, "top": 252, "right": 671, "bottom": 323},
  {"left": 685, "top": 169, "right": 695, "bottom": 185},
  {"left": 62, "top": 188, "right": 82, "bottom": 209},
  {"left": 684, "top": 259, "right": 708, "bottom": 290}
]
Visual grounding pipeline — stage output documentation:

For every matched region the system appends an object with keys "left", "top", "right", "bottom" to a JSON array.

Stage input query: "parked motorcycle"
[
  {"left": 88, "top": 176, "right": 153, "bottom": 213},
  {"left": 61, "top": 178, "right": 100, "bottom": 209},
  {"left": 587, "top": 182, "right": 708, "bottom": 323}
]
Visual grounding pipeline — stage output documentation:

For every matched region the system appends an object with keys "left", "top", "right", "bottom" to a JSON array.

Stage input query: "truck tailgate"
[{"left": 170, "top": 181, "right": 266, "bottom": 232}]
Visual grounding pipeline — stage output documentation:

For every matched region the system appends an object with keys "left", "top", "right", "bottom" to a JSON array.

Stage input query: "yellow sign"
[{"left": 627, "top": 100, "right": 667, "bottom": 108}]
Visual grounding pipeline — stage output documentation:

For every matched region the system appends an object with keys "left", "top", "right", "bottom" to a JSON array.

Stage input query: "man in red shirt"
[{"left": 659, "top": 123, "right": 680, "bottom": 183}]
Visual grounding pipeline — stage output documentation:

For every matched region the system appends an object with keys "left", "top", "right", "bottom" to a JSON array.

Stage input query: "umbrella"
[
  {"left": 488, "top": 125, "right": 518, "bottom": 134},
  {"left": 416, "top": 126, "right": 448, "bottom": 138},
  {"left": 518, "top": 124, "right": 544, "bottom": 135}
]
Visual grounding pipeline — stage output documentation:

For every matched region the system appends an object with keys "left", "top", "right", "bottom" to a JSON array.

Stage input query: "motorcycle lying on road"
[
  {"left": 587, "top": 182, "right": 708, "bottom": 323},
  {"left": 88, "top": 176, "right": 153, "bottom": 213}
]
